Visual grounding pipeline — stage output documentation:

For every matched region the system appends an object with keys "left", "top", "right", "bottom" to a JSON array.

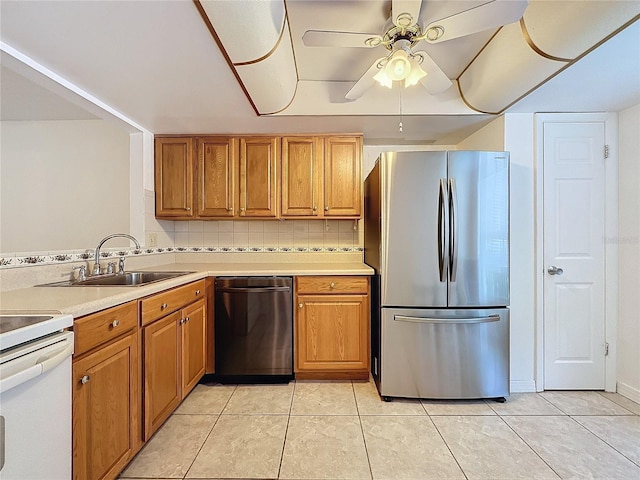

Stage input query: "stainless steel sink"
[{"left": 38, "top": 271, "right": 191, "bottom": 287}]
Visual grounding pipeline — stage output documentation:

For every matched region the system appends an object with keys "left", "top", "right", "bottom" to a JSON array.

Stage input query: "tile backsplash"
[{"left": 144, "top": 189, "right": 364, "bottom": 251}]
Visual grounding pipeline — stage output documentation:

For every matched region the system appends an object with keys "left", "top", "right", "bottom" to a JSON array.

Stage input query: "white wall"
[
  {"left": 457, "top": 115, "right": 505, "bottom": 151},
  {"left": 504, "top": 114, "right": 536, "bottom": 391},
  {"left": 0, "top": 120, "right": 131, "bottom": 252},
  {"left": 617, "top": 103, "right": 640, "bottom": 401}
]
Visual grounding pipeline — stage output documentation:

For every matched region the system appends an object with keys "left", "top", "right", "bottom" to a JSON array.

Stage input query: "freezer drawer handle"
[
  {"left": 216, "top": 286, "right": 291, "bottom": 293},
  {"left": 394, "top": 314, "right": 500, "bottom": 324}
]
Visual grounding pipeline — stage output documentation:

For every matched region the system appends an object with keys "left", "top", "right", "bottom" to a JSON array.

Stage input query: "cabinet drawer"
[
  {"left": 296, "top": 276, "right": 369, "bottom": 294},
  {"left": 74, "top": 301, "right": 138, "bottom": 356},
  {"left": 140, "top": 280, "right": 206, "bottom": 326}
]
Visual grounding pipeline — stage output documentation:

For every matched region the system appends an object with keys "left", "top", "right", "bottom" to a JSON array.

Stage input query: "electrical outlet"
[{"left": 147, "top": 233, "right": 158, "bottom": 247}]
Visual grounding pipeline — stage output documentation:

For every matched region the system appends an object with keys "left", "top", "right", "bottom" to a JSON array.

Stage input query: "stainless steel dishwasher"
[{"left": 214, "top": 277, "right": 293, "bottom": 382}]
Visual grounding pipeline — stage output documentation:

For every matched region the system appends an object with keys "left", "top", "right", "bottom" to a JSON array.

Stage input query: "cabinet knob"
[
  {"left": 313, "top": 206, "right": 317, "bottom": 212},
  {"left": 330, "top": 282, "right": 336, "bottom": 288},
  {"left": 240, "top": 207, "right": 245, "bottom": 212},
  {"left": 180, "top": 318, "right": 185, "bottom": 324},
  {"left": 185, "top": 207, "right": 191, "bottom": 211},
  {"left": 111, "top": 319, "right": 120, "bottom": 328},
  {"left": 185, "top": 317, "right": 190, "bottom": 323},
  {"left": 299, "top": 303, "right": 304, "bottom": 308},
  {"left": 195, "top": 290, "right": 201, "bottom": 295},
  {"left": 81, "top": 375, "right": 91, "bottom": 385},
  {"left": 161, "top": 303, "right": 168, "bottom": 310},
  {"left": 324, "top": 206, "right": 329, "bottom": 211}
]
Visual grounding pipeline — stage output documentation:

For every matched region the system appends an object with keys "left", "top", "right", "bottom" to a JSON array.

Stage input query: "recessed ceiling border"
[
  {"left": 519, "top": 18, "right": 572, "bottom": 63},
  {"left": 193, "top": 0, "right": 260, "bottom": 116},
  {"left": 459, "top": 15, "right": 640, "bottom": 115}
]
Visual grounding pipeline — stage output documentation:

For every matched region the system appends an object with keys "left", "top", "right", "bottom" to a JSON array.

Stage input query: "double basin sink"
[{"left": 40, "top": 271, "right": 190, "bottom": 287}]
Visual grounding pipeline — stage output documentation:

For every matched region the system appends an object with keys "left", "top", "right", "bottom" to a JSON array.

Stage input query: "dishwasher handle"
[
  {"left": 394, "top": 314, "right": 501, "bottom": 325},
  {"left": 0, "top": 341, "right": 73, "bottom": 394},
  {"left": 216, "top": 286, "right": 291, "bottom": 293}
]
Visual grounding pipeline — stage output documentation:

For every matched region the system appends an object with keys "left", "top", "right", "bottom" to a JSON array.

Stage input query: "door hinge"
[
  {"left": 604, "top": 342, "right": 609, "bottom": 356},
  {"left": 604, "top": 145, "right": 609, "bottom": 159}
]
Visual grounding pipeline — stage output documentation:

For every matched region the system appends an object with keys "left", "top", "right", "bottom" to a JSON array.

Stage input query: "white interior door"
[{"left": 543, "top": 121, "right": 606, "bottom": 390}]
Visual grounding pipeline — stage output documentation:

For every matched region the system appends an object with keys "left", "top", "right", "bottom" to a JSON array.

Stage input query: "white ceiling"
[{"left": 1, "top": 0, "right": 638, "bottom": 145}]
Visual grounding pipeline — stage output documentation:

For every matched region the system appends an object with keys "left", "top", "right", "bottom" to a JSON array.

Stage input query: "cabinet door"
[
  {"left": 324, "top": 136, "right": 361, "bottom": 217},
  {"left": 154, "top": 137, "right": 194, "bottom": 218},
  {"left": 143, "top": 311, "right": 181, "bottom": 441},
  {"left": 73, "top": 331, "right": 139, "bottom": 480},
  {"left": 281, "top": 136, "right": 323, "bottom": 217},
  {"left": 181, "top": 299, "right": 207, "bottom": 396},
  {"left": 295, "top": 294, "right": 369, "bottom": 372},
  {"left": 239, "top": 137, "right": 279, "bottom": 217},
  {"left": 197, "top": 137, "right": 236, "bottom": 217}
]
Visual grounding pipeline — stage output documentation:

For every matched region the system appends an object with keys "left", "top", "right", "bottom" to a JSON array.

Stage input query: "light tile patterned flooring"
[{"left": 120, "top": 379, "right": 640, "bottom": 480}]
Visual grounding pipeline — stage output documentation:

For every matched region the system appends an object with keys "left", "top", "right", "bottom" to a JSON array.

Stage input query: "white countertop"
[{"left": 0, "top": 262, "right": 373, "bottom": 318}]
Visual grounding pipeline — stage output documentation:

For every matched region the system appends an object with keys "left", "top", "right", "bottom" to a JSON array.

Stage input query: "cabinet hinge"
[
  {"left": 604, "top": 145, "right": 609, "bottom": 159},
  {"left": 604, "top": 342, "right": 609, "bottom": 356}
]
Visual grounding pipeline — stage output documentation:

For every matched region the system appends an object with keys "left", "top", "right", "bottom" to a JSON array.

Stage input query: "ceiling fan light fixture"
[
  {"left": 373, "top": 68, "right": 393, "bottom": 88},
  {"left": 384, "top": 49, "right": 412, "bottom": 81},
  {"left": 404, "top": 57, "right": 427, "bottom": 87}
]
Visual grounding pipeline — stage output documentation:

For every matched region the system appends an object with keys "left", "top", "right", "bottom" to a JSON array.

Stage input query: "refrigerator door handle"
[
  {"left": 394, "top": 314, "right": 501, "bottom": 324},
  {"left": 437, "top": 179, "right": 446, "bottom": 282},
  {"left": 448, "top": 178, "right": 458, "bottom": 282}
]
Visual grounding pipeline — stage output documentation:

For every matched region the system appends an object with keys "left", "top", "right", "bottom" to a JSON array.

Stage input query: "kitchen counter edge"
[{"left": 0, "top": 263, "right": 374, "bottom": 318}]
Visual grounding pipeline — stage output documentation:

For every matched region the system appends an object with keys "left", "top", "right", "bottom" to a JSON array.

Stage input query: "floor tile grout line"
[
  {"left": 496, "top": 414, "right": 563, "bottom": 479},
  {"left": 275, "top": 380, "right": 296, "bottom": 479},
  {"left": 180, "top": 384, "right": 237, "bottom": 479},
  {"left": 596, "top": 391, "right": 640, "bottom": 415},
  {"left": 537, "top": 392, "right": 572, "bottom": 416},
  {"left": 354, "top": 380, "right": 375, "bottom": 480},
  {"left": 567, "top": 414, "right": 640, "bottom": 468},
  {"left": 426, "top": 414, "right": 469, "bottom": 480}
]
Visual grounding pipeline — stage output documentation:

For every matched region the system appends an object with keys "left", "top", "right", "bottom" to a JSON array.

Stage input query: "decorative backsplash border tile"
[{"left": 0, "top": 246, "right": 364, "bottom": 269}]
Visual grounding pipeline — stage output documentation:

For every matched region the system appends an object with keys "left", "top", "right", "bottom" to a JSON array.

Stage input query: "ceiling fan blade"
[
  {"left": 345, "top": 57, "right": 386, "bottom": 100},
  {"left": 414, "top": 51, "right": 453, "bottom": 94},
  {"left": 392, "top": 0, "right": 423, "bottom": 27},
  {"left": 424, "top": 0, "right": 528, "bottom": 43},
  {"left": 303, "top": 30, "right": 382, "bottom": 48}
]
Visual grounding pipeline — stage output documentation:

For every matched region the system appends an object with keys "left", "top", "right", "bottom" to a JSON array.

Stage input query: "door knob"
[{"left": 547, "top": 266, "right": 564, "bottom": 275}]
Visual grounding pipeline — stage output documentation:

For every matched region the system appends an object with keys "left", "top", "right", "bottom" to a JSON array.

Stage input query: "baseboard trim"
[
  {"left": 617, "top": 381, "right": 640, "bottom": 404},
  {"left": 510, "top": 380, "right": 536, "bottom": 393}
]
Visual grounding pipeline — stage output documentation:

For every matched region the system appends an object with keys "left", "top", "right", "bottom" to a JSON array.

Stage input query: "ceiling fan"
[{"left": 303, "top": 0, "right": 528, "bottom": 100}]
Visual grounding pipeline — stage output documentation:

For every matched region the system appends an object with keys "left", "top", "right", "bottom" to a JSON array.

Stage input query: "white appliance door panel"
[
  {"left": 381, "top": 151, "right": 448, "bottom": 307},
  {"left": 0, "top": 356, "right": 72, "bottom": 479},
  {"left": 447, "top": 151, "right": 510, "bottom": 307},
  {"left": 379, "top": 307, "right": 509, "bottom": 399}
]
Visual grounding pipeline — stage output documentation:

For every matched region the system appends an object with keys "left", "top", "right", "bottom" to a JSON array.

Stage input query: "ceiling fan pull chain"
[{"left": 399, "top": 89, "right": 403, "bottom": 133}]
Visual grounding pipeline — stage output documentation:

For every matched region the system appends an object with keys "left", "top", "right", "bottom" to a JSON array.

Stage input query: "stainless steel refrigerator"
[{"left": 364, "top": 151, "right": 510, "bottom": 400}]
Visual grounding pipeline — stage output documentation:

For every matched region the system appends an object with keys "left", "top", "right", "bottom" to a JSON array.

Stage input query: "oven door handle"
[
  {"left": 216, "top": 286, "right": 291, "bottom": 293},
  {"left": 0, "top": 342, "right": 73, "bottom": 394}
]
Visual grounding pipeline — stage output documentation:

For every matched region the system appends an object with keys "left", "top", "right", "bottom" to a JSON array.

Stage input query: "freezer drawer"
[{"left": 378, "top": 307, "right": 509, "bottom": 399}]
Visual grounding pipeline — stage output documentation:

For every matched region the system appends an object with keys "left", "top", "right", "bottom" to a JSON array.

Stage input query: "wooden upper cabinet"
[
  {"left": 281, "top": 136, "right": 323, "bottom": 217},
  {"left": 324, "top": 136, "right": 362, "bottom": 217},
  {"left": 197, "top": 137, "right": 236, "bottom": 218},
  {"left": 155, "top": 137, "right": 194, "bottom": 218},
  {"left": 239, "top": 137, "right": 279, "bottom": 218},
  {"left": 154, "top": 134, "right": 362, "bottom": 220}
]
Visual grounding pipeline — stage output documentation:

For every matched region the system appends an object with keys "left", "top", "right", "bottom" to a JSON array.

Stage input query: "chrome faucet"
[{"left": 93, "top": 233, "right": 141, "bottom": 275}]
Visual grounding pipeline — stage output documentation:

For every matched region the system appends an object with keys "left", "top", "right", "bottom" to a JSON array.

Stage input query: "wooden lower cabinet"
[
  {"left": 73, "top": 329, "right": 140, "bottom": 480},
  {"left": 181, "top": 299, "right": 207, "bottom": 394},
  {"left": 143, "top": 311, "right": 181, "bottom": 440},
  {"left": 294, "top": 276, "right": 370, "bottom": 379},
  {"left": 143, "top": 297, "right": 207, "bottom": 440}
]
